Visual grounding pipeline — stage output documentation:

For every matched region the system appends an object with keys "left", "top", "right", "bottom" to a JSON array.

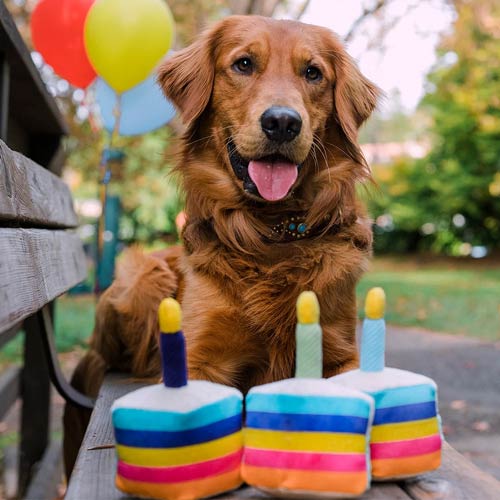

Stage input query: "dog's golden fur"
[{"left": 64, "top": 15, "right": 378, "bottom": 476}]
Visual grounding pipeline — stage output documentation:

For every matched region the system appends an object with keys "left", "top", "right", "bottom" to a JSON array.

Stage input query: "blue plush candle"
[
  {"left": 360, "top": 288, "right": 386, "bottom": 372},
  {"left": 158, "top": 298, "right": 187, "bottom": 387}
]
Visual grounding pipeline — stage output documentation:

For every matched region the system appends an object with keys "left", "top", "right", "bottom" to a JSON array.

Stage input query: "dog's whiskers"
[
  {"left": 321, "top": 139, "right": 354, "bottom": 160},
  {"left": 309, "top": 142, "right": 320, "bottom": 177}
]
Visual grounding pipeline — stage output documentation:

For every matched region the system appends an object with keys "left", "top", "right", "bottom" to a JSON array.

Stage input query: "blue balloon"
[{"left": 95, "top": 75, "right": 176, "bottom": 136}]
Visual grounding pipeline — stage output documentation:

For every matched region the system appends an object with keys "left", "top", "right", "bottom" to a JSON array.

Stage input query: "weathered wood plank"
[
  {"left": 2, "top": 445, "right": 18, "bottom": 499},
  {"left": 24, "top": 441, "right": 63, "bottom": 500},
  {"left": 403, "top": 441, "right": 500, "bottom": 500},
  {"left": 65, "top": 375, "right": 146, "bottom": 500},
  {"left": 66, "top": 374, "right": 410, "bottom": 500},
  {"left": 0, "top": 140, "right": 78, "bottom": 228},
  {"left": 221, "top": 483, "right": 411, "bottom": 499},
  {"left": 0, "top": 51, "right": 9, "bottom": 141},
  {"left": 0, "top": 1, "right": 67, "bottom": 140},
  {"left": 0, "top": 365, "right": 20, "bottom": 420},
  {"left": 18, "top": 313, "right": 51, "bottom": 497},
  {"left": 0, "top": 228, "right": 87, "bottom": 332}
]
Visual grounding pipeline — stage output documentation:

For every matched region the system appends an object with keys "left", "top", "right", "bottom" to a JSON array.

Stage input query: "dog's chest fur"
[{"left": 183, "top": 225, "right": 369, "bottom": 337}]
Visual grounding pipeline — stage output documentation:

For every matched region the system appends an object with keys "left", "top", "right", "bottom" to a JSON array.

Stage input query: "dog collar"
[
  {"left": 270, "top": 215, "right": 310, "bottom": 240},
  {"left": 266, "top": 214, "right": 339, "bottom": 243}
]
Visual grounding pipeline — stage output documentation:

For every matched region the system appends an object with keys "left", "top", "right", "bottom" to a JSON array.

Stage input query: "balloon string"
[
  {"left": 111, "top": 93, "right": 122, "bottom": 147},
  {"left": 95, "top": 93, "right": 122, "bottom": 295}
]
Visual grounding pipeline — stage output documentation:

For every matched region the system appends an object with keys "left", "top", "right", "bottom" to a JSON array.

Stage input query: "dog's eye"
[
  {"left": 305, "top": 65, "right": 322, "bottom": 82},
  {"left": 232, "top": 57, "right": 253, "bottom": 75}
]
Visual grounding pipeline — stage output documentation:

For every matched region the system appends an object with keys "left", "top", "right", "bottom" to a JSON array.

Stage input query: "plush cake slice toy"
[
  {"left": 331, "top": 288, "right": 442, "bottom": 480},
  {"left": 242, "top": 291, "right": 375, "bottom": 498},
  {"left": 111, "top": 298, "right": 244, "bottom": 500}
]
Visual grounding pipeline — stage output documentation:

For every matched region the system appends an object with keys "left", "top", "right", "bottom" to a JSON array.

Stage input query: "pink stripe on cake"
[
  {"left": 244, "top": 448, "right": 367, "bottom": 472},
  {"left": 371, "top": 434, "right": 441, "bottom": 460},
  {"left": 118, "top": 449, "right": 242, "bottom": 483}
]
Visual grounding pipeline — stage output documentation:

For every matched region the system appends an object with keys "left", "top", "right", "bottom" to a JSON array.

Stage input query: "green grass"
[
  {"left": 53, "top": 295, "right": 95, "bottom": 351},
  {"left": 357, "top": 261, "right": 500, "bottom": 340},
  {"left": 0, "top": 295, "right": 95, "bottom": 364}
]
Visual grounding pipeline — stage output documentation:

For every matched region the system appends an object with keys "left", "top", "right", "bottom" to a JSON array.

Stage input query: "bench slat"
[
  {"left": 24, "top": 441, "right": 63, "bottom": 500},
  {"left": 403, "top": 441, "right": 500, "bottom": 500},
  {"left": 0, "top": 228, "right": 87, "bottom": 332},
  {"left": 66, "top": 374, "right": 411, "bottom": 500},
  {"left": 0, "top": 140, "right": 78, "bottom": 228},
  {"left": 0, "top": 365, "right": 20, "bottom": 420}
]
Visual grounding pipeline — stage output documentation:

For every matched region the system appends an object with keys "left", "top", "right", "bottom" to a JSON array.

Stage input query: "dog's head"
[{"left": 158, "top": 15, "right": 378, "bottom": 207}]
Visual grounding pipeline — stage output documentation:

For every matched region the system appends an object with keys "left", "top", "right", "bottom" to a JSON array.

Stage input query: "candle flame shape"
[
  {"left": 296, "top": 291, "right": 320, "bottom": 324},
  {"left": 159, "top": 297, "right": 182, "bottom": 333},
  {"left": 364, "top": 287, "right": 386, "bottom": 320}
]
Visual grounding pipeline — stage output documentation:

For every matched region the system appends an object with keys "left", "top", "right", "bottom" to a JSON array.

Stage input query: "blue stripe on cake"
[
  {"left": 114, "top": 413, "right": 241, "bottom": 448},
  {"left": 246, "top": 394, "right": 371, "bottom": 418},
  {"left": 112, "top": 395, "right": 242, "bottom": 431},
  {"left": 369, "top": 384, "right": 436, "bottom": 409},
  {"left": 246, "top": 411, "right": 369, "bottom": 434},
  {"left": 373, "top": 401, "right": 437, "bottom": 425}
]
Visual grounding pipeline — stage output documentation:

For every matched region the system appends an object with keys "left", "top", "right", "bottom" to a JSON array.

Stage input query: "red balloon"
[{"left": 31, "top": 0, "right": 96, "bottom": 88}]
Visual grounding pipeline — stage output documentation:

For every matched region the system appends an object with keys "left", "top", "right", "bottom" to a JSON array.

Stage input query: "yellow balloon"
[{"left": 84, "top": 0, "right": 174, "bottom": 93}]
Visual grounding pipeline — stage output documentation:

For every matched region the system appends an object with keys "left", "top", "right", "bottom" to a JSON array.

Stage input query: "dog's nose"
[{"left": 260, "top": 106, "right": 302, "bottom": 143}]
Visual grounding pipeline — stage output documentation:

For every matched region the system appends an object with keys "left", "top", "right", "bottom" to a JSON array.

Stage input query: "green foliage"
[
  {"left": 360, "top": 90, "right": 430, "bottom": 144},
  {"left": 66, "top": 127, "right": 183, "bottom": 244},
  {"left": 368, "top": 0, "right": 500, "bottom": 255}
]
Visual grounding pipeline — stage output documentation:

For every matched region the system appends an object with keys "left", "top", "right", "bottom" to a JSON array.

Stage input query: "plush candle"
[
  {"left": 159, "top": 298, "right": 187, "bottom": 387},
  {"left": 112, "top": 298, "right": 244, "bottom": 500},
  {"left": 295, "top": 291, "right": 322, "bottom": 378},
  {"left": 331, "top": 288, "right": 443, "bottom": 480},
  {"left": 360, "top": 287, "right": 385, "bottom": 372},
  {"left": 242, "top": 291, "right": 374, "bottom": 498}
]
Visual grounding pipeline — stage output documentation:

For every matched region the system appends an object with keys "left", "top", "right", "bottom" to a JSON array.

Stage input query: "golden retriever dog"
[{"left": 64, "top": 15, "right": 378, "bottom": 475}]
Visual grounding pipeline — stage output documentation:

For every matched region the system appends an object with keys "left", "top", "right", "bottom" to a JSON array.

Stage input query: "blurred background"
[{"left": 1, "top": 0, "right": 500, "bottom": 495}]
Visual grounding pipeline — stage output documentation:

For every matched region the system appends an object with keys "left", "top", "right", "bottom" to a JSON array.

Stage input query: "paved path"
[{"left": 384, "top": 325, "right": 500, "bottom": 480}]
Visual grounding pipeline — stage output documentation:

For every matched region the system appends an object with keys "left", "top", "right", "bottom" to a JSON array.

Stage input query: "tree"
[{"left": 369, "top": 0, "right": 500, "bottom": 255}]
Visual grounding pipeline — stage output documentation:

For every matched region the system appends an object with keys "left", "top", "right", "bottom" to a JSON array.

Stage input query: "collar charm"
[{"left": 270, "top": 216, "right": 311, "bottom": 240}]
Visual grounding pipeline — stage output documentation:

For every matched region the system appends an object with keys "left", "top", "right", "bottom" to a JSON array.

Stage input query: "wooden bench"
[
  {"left": 0, "top": 4, "right": 93, "bottom": 497},
  {"left": 67, "top": 373, "right": 500, "bottom": 500}
]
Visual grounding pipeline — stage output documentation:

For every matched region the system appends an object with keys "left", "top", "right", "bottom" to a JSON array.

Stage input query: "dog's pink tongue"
[{"left": 248, "top": 160, "right": 298, "bottom": 201}]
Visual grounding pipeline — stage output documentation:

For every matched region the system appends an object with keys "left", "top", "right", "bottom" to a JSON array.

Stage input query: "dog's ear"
[
  {"left": 330, "top": 40, "right": 380, "bottom": 164},
  {"left": 334, "top": 54, "right": 379, "bottom": 144},
  {"left": 157, "top": 24, "right": 221, "bottom": 130}
]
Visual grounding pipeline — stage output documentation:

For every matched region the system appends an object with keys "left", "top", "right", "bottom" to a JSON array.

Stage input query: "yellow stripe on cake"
[
  {"left": 371, "top": 417, "right": 439, "bottom": 443},
  {"left": 116, "top": 432, "right": 243, "bottom": 467},
  {"left": 244, "top": 428, "right": 366, "bottom": 453}
]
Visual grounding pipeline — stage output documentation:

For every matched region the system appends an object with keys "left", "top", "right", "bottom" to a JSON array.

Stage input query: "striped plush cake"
[
  {"left": 242, "top": 292, "right": 374, "bottom": 497},
  {"left": 331, "top": 288, "right": 442, "bottom": 480},
  {"left": 111, "top": 298, "right": 244, "bottom": 500}
]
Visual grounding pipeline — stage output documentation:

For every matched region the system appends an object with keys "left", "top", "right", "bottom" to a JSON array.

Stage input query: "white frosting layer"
[
  {"left": 330, "top": 367, "right": 437, "bottom": 392},
  {"left": 249, "top": 378, "right": 373, "bottom": 404},
  {"left": 111, "top": 380, "right": 242, "bottom": 413}
]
